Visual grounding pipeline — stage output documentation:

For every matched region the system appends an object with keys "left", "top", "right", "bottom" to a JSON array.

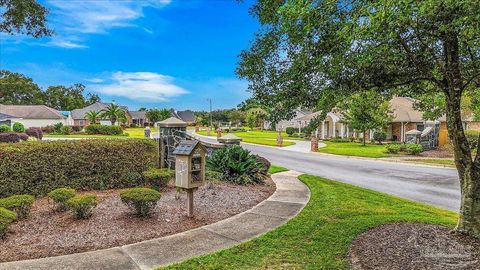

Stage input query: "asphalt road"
[{"left": 188, "top": 132, "right": 461, "bottom": 211}]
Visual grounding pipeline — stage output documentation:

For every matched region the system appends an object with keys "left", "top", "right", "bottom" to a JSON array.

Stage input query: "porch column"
[
  {"left": 340, "top": 124, "right": 345, "bottom": 138},
  {"left": 370, "top": 129, "right": 374, "bottom": 141},
  {"left": 332, "top": 121, "right": 337, "bottom": 137},
  {"left": 346, "top": 126, "right": 350, "bottom": 137},
  {"left": 400, "top": 122, "right": 404, "bottom": 142},
  {"left": 321, "top": 121, "right": 325, "bottom": 139}
]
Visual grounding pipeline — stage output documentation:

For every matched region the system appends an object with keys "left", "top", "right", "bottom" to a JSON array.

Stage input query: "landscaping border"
[{"left": 0, "top": 170, "right": 309, "bottom": 270}]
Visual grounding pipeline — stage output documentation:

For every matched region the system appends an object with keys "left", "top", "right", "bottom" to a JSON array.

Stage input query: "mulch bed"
[
  {"left": 421, "top": 148, "right": 454, "bottom": 158},
  {"left": 349, "top": 223, "right": 480, "bottom": 270},
  {"left": 0, "top": 180, "right": 274, "bottom": 263}
]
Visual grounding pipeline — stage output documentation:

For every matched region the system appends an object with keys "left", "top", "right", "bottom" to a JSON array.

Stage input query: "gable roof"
[
  {"left": 176, "top": 110, "right": 195, "bottom": 122},
  {"left": 129, "top": 110, "right": 147, "bottom": 120},
  {"left": 0, "top": 104, "right": 65, "bottom": 119},
  {"left": 0, "top": 112, "right": 20, "bottom": 120},
  {"left": 71, "top": 102, "right": 128, "bottom": 119},
  {"left": 390, "top": 96, "right": 446, "bottom": 122},
  {"left": 172, "top": 140, "right": 203, "bottom": 156}
]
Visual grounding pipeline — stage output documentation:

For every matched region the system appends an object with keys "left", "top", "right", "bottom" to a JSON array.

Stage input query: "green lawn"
[
  {"left": 44, "top": 128, "right": 146, "bottom": 139},
  {"left": 160, "top": 174, "right": 456, "bottom": 270},
  {"left": 318, "top": 141, "right": 396, "bottom": 158},
  {"left": 196, "top": 130, "right": 296, "bottom": 147},
  {"left": 404, "top": 158, "right": 455, "bottom": 166},
  {"left": 268, "top": 165, "right": 288, "bottom": 174}
]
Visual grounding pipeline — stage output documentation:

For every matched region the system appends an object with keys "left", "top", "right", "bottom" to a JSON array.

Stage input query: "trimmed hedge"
[
  {"left": 0, "top": 124, "right": 10, "bottom": 132},
  {"left": 0, "top": 139, "right": 157, "bottom": 197},
  {"left": 85, "top": 124, "right": 123, "bottom": 135},
  {"left": 406, "top": 143, "right": 423, "bottom": 155},
  {"left": 0, "top": 132, "right": 28, "bottom": 143},
  {"left": 67, "top": 194, "right": 97, "bottom": 219},
  {"left": 12, "top": 122, "right": 25, "bottom": 133},
  {"left": 48, "top": 187, "right": 76, "bottom": 211},
  {"left": 0, "top": 194, "right": 35, "bottom": 219},
  {"left": 143, "top": 168, "right": 174, "bottom": 189},
  {"left": 120, "top": 187, "right": 161, "bottom": 217},
  {"left": 0, "top": 207, "right": 16, "bottom": 238},
  {"left": 26, "top": 127, "right": 43, "bottom": 140}
]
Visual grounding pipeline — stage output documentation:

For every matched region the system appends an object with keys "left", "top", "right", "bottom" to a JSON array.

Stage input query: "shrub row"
[
  {"left": 0, "top": 194, "right": 34, "bottom": 219},
  {"left": 26, "top": 127, "right": 43, "bottom": 140},
  {"left": 0, "top": 139, "right": 157, "bottom": 197},
  {"left": 142, "top": 168, "right": 174, "bottom": 189},
  {"left": 386, "top": 143, "right": 423, "bottom": 155},
  {"left": 0, "top": 207, "right": 16, "bottom": 238},
  {"left": 0, "top": 132, "right": 28, "bottom": 143},
  {"left": 85, "top": 124, "right": 123, "bottom": 135}
]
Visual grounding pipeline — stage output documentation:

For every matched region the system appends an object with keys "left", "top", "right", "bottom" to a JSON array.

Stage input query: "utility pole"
[{"left": 207, "top": 98, "right": 212, "bottom": 127}]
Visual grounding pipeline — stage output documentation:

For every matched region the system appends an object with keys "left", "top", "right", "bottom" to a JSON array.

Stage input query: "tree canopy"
[{"left": 0, "top": 0, "right": 53, "bottom": 37}]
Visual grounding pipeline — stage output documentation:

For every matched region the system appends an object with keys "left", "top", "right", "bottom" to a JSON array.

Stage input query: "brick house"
[{"left": 70, "top": 102, "right": 132, "bottom": 127}]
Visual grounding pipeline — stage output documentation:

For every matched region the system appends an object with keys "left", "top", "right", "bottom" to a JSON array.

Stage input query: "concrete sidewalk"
[{"left": 0, "top": 171, "right": 309, "bottom": 270}]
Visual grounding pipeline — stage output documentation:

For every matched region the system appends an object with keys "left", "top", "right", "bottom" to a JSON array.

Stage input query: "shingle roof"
[
  {"left": 129, "top": 110, "right": 147, "bottom": 120},
  {"left": 173, "top": 140, "right": 200, "bottom": 155},
  {"left": 390, "top": 96, "right": 446, "bottom": 122},
  {"left": 71, "top": 102, "right": 128, "bottom": 119},
  {"left": 0, "top": 104, "right": 65, "bottom": 119},
  {"left": 170, "top": 109, "right": 195, "bottom": 123},
  {"left": 0, "top": 112, "right": 19, "bottom": 120}
]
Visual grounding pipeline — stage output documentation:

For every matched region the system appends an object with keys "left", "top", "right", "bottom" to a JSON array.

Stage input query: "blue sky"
[{"left": 0, "top": 0, "right": 259, "bottom": 111}]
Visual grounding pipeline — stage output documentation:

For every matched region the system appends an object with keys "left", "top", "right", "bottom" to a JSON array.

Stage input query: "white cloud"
[
  {"left": 47, "top": 39, "right": 88, "bottom": 49},
  {"left": 90, "top": 71, "right": 188, "bottom": 102}
]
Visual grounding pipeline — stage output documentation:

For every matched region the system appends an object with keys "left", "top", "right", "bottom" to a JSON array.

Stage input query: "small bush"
[
  {"left": 143, "top": 168, "right": 174, "bottom": 189},
  {"left": 71, "top": 126, "right": 82, "bottom": 132},
  {"left": 0, "top": 195, "right": 34, "bottom": 219},
  {"left": 465, "top": 130, "right": 479, "bottom": 150},
  {"left": 53, "top": 122, "right": 63, "bottom": 133},
  {"left": 60, "top": 125, "right": 73, "bottom": 135},
  {"left": 207, "top": 145, "right": 265, "bottom": 185},
  {"left": 406, "top": 143, "right": 423, "bottom": 155},
  {"left": 26, "top": 127, "right": 43, "bottom": 140},
  {"left": 386, "top": 143, "right": 402, "bottom": 154},
  {"left": 373, "top": 131, "right": 387, "bottom": 144},
  {"left": 285, "top": 127, "right": 296, "bottom": 136},
  {"left": 85, "top": 124, "right": 123, "bottom": 135},
  {"left": 0, "top": 207, "right": 17, "bottom": 238},
  {"left": 48, "top": 188, "right": 76, "bottom": 211},
  {"left": 18, "top": 133, "right": 28, "bottom": 141},
  {"left": 331, "top": 137, "right": 350, "bottom": 142},
  {"left": 67, "top": 195, "right": 97, "bottom": 219},
  {"left": 0, "top": 124, "right": 11, "bottom": 132},
  {"left": 120, "top": 188, "right": 161, "bottom": 217},
  {"left": 42, "top": 125, "right": 55, "bottom": 134},
  {"left": 12, "top": 122, "right": 25, "bottom": 133},
  {"left": 0, "top": 133, "right": 21, "bottom": 143}
]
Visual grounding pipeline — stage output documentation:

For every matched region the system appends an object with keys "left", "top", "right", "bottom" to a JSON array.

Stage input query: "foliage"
[
  {"left": 85, "top": 124, "right": 123, "bottom": 135},
  {"left": 373, "top": 131, "right": 387, "bottom": 144},
  {"left": 0, "top": 207, "right": 16, "bottom": 238},
  {"left": 406, "top": 144, "right": 423, "bottom": 155},
  {"left": 318, "top": 141, "right": 394, "bottom": 158},
  {"left": 0, "top": 194, "right": 34, "bottom": 219},
  {"left": 53, "top": 122, "right": 63, "bottom": 133},
  {"left": 0, "top": 139, "right": 157, "bottom": 197},
  {"left": 207, "top": 145, "right": 265, "bottom": 185},
  {"left": 228, "top": 109, "right": 246, "bottom": 126},
  {"left": 465, "top": 130, "right": 479, "bottom": 150},
  {"left": 26, "top": 127, "right": 43, "bottom": 139},
  {"left": 246, "top": 112, "right": 256, "bottom": 130},
  {"left": 120, "top": 188, "right": 161, "bottom": 217},
  {"left": 0, "top": 0, "right": 52, "bottom": 38},
  {"left": 143, "top": 168, "right": 174, "bottom": 189},
  {"left": 0, "top": 124, "right": 10, "bottom": 132},
  {"left": 12, "top": 122, "right": 24, "bottom": 133},
  {"left": 0, "top": 70, "right": 43, "bottom": 105},
  {"left": 44, "top": 84, "right": 96, "bottom": 111},
  {"left": 247, "top": 107, "right": 267, "bottom": 129},
  {"left": 0, "top": 132, "right": 25, "bottom": 143},
  {"left": 84, "top": 110, "right": 101, "bottom": 124},
  {"left": 48, "top": 187, "right": 76, "bottom": 211},
  {"left": 101, "top": 103, "right": 125, "bottom": 125},
  {"left": 285, "top": 127, "right": 295, "bottom": 136},
  {"left": 146, "top": 108, "right": 171, "bottom": 124},
  {"left": 60, "top": 125, "right": 72, "bottom": 135},
  {"left": 338, "top": 91, "right": 393, "bottom": 146},
  {"left": 386, "top": 144, "right": 402, "bottom": 154},
  {"left": 67, "top": 195, "right": 97, "bottom": 219}
]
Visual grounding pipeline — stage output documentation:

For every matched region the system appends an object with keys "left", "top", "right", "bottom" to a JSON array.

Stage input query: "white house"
[
  {"left": 0, "top": 104, "right": 66, "bottom": 128},
  {"left": 264, "top": 109, "right": 312, "bottom": 131}
]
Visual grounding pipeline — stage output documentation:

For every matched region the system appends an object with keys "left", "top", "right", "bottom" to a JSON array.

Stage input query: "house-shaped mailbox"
[{"left": 173, "top": 140, "right": 206, "bottom": 189}]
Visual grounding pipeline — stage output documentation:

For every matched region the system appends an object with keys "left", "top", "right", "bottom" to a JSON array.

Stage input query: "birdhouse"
[{"left": 173, "top": 140, "right": 206, "bottom": 189}]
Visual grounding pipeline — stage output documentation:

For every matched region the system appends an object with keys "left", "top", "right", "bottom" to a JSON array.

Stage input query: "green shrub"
[
  {"left": 406, "top": 143, "right": 423, "bottom": 155},
  {"left": 53, "top": 122, "right": 63, "bottom": 133},
  {"left": 12, "top": 122, "right": 25, "bottom": 133},
  {"left": 85, "top": 124, "right": 123, "bottom": 135},
  {"left": 331, "top": 137, "right": 350, "bottom": 142},
  {"left": 373, "top": 131, "right": 387, "bottom": 144},
  {"left": 285, "top": 127, "right": 296, "bottom": 136},
  {"left": 120, "top": 188, "right": 161, "bottom": 217},
  {"left": 348, "top": 137, "right": 355, "bottom": 142},
  {"left": 60, "top": 125, "right": 73, "bottom": 135},
  {"left": 207, "top": 145, "right": 265, "bottom": 185},
  {"left": 385, "top": 143, "right": 402, "bottom": 154},
  {"left": 48, "top": 188, "right": 76, "bottom": 211},
  {"left": 67, "top": 195, "right": 97, "bottom": 219},
  {"left": 143, "top": 168, "right": 174, "bottom": 189},
  {"left": 0, "top": 207, "right": 16, "bottom": 238},
  {"left": 0, "top": 194, "right": 34, "bottom": 219},
  {"left": 0, "top": 139, "right": 157, "bottom": 197},
  {"left": 0, "top": 124, "right": 11, "bottom": 132},
  {"left": 465, "top": 130, "right": 479, "bottom": 150}
]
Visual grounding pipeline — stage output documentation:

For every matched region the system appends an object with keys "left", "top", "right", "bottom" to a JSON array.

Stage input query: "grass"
[
  {"left": 196, "top": 129, "right": 297, "bottom": 147},
  {"left": 318, "top": 141, "right": 396, "bottom": 158},
  {"left": 44, "top": 128, "right": 146, "bottom": 139},
  {"left": 159, "top": 174, "right": 457, "bottom": 270},
  {"left": 404, "top": 158, "right": 455, "bottom": 166},
  {"left": 268, "top": 165, "right": 288, "bottom": 174}
]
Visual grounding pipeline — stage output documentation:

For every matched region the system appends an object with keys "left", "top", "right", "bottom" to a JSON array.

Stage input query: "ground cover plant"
[
  {"left": 120, "top": 187, "right": 161, "bottom": 217},
  {"left": 0, "top": 139, "right": 157, "bottom": 197},
  {"left": 143, "top": 168, "right": 174, "bottom": 189},
  {"left": 0, "top": 207, "right": 16, "bottom": 238},
  {"left": 160, "top": 174, "right": 457, "bottom": 270},
  {"left": 0, "top": 195, "right": 34, "bottom": 219},
  {"left": 67, "top": 194, "right": 97, "bottom": 219},
  {"left": 48, "top": 188, "right": 76, "bottom": 211}
]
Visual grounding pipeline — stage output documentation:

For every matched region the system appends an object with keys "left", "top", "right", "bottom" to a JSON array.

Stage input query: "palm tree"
[
  {"left": 84, "top": 111, "right": 101, "bottom": 124},
  {"left": 101, "top": 103, "right": 124, "bottom": 125}
]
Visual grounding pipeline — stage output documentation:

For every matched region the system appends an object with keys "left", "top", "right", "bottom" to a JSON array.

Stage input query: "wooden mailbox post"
[{"left": 173, "top": 140, "right": 206, "bottom": 217}]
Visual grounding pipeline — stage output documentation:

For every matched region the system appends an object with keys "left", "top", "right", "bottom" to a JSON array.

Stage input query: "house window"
[
  {"left": 416, "top": 124, "right": 425, "bottom": 131},
  {"left": 79, "top": 120, "right": 84, "bottom": 126}
]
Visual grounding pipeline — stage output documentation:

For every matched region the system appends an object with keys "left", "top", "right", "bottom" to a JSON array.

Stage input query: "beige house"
[
  {"left": 0, "top": 104, "right": 66, "bottom": 128},
  {"left": 71, "top": 102, "right": 132, "bottom": 127}
]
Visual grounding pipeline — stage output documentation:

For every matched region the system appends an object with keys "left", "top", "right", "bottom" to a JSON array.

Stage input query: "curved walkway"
[{"left": 0, "top": 171, "right": 309, "bottom": 270}]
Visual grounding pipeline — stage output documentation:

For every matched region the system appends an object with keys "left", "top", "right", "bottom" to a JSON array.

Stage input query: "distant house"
[
  {"left": 264, "top": 109, "right": 312, "bottom": 131},
  {"left": 129, "top": 110, "right": 149, "bottom": 127},
  {"left": 71, "top": 102, "right": 132, "bottom": 127},
  {"left": 0, "top": 104, "right": 66, "bottom": 128},
  {"left": 170, "top": 109, "right": 195, "bottom": 125}
]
